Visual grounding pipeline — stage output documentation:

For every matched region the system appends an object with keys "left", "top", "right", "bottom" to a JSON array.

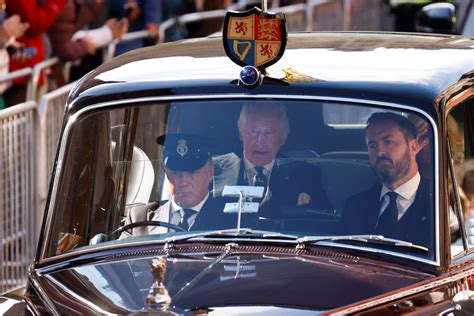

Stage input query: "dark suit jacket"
[
  {"left": 121, "top": 196, "right": 230, "bottom": 237},
  {"left": 341, "top": 178, "right": 434, "bottom": 251},
  {"left": 213, "top": 153, "right": 332, "bottom": 221}
]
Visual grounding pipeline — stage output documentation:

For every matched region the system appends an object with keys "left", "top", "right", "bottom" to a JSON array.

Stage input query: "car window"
[
  {"left": 322, "top": 103, "right": 380, "bottom": 127},
  {"left": 447, "top": 98, "right": 474, "bottom": 257},
  {"left": 44, "top": 99, "right": 436, "bottom": 261}
]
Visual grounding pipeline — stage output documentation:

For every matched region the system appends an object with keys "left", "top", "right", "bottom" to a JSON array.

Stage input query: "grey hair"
[{"left": 237, "top": 102, "right": 290, "bottom": 135}]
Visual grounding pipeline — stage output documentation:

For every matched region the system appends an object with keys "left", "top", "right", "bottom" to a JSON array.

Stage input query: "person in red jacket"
[
  {"left": 0, "top": 0, "right": 30, "bottom": 109},
  {"left": 4, "top": 0, "right": 67, "bottom": 107}
]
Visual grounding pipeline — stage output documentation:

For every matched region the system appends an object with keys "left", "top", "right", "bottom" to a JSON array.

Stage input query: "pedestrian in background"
[
  {"left": 0, "top": 1, "right": 29, "bottom": 109},
  {"left": 4, "top": 0, "right": 67, "bottom": 107},
  {"left": 47, "top": 0, "right": 127, "bottom": 86},
  {"left": 108, "top": 0, "right": 162, "bottom": 56}
]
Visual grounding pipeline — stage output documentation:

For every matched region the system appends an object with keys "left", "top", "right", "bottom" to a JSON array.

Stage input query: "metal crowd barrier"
[
  {"left": 159, "top": 9, "right": 227, "bottom": 43},
  {"left": 0, "top": 57, "right": 60, "bottom": 106},
  {"left": 0, "top": 82, "right": 73, "bottom": 294},
  {"left": 103, "top": 30, "right": 153, "bottom": 63},
  {"left": 0, "top": 67, "right": 33, "bottom": 85},
  {"left": 26, "top": 57, "right": 60, "bottom": 102},
  {"left": 0, "top": 68, "right": 33, "bottom": 104},
  {"left": 156, "top": 0, "right": 392, "bottom": 45},
  {"left": 0, "top": 101, "right": 38, "bottom": 294},
  {"left": 305, "top": 0, "right": 393, "bottom": 31}
]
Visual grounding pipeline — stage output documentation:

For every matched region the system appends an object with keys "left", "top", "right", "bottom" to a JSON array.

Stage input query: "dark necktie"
[
  {"left": 178, "top": 209, "right": 197, "bottom": 231},
  {"left": 253, "top": 166, "right": 267, "bottom": 202},
  {"left": 253, "top": 166, "right": 267, "bottom": 187},
  {"left": 376, "top": 192, "right": 399, "bottom": 237}
]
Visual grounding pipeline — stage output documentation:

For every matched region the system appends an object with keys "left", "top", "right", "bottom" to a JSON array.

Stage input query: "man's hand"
[
  {"left": 80, "top": 36, "right": 96, "bottom": 55},
  {"left": 146, "top": 22, "right": 159, "bottom": 39},
  {"left": 9, "top": 48, "right": 33, "bottom": 62},
  {"left": 126, "top": 0, "right": 141, "bottom": 22},
  {"left": 106, "top": 18, "right": 128, "bottom": 40},
  {"left": 1, "top": 14, "right": 29, "bottom": 43}
]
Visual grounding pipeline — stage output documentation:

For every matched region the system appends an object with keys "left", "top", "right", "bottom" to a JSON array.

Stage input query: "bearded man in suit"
[
  {"left": 121, "top": 133, "right": 228, "bottom": 238},
  {"left": 341, "top": 112, "right": 433, "bottom": 250},
  {"left": 213, "top": 102, "right": 331, "bottom": 225}
]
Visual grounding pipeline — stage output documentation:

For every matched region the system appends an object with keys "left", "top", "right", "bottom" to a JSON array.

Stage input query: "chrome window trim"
[
  {"left": 28, "top": 274, "right": 59, "bottom": 315},
  {"left": 40, "top": 94, "right": 440, "bottom": 267}
]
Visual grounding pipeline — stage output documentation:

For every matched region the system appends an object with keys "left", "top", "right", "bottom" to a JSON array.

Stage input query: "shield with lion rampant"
[{"left": 223, "top": 7, "right": 287, "bottom": 70}]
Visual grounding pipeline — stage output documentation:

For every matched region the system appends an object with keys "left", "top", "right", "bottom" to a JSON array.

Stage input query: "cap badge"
[
  {"left": 176, "top": 139, "right": 188, "bottom": 157},
  {"left": 223, "top": 7, "right": 287, "bottom": 70}
]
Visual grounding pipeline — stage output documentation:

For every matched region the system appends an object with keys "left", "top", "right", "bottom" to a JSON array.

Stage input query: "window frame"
[{"left": 38, "top": 94, "right": 441, "bottom": 267}]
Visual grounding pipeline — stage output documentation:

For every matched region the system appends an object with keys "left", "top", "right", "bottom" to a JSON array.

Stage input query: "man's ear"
[
  {"left": 280, "top": 128, "right": 290, "bottom": 145},
  {"left": 209, "top": 163, "right": 215, "bottom": 176},
  {"left": 205, "top": 160, "right": 214, "bottom": 179},
  {"left": 237, "top": 124, "right": 243, "bottom": 141},
  {"left": 164, "top": 171, "right": 171, "bottom": 184},
  {"left": 409, "top": 138, "right": 420, "bottom": 156}
]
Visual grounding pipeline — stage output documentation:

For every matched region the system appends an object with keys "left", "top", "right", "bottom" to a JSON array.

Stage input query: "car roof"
[{"left": 68, "top": 32, "right": 474, "bottom": 118}]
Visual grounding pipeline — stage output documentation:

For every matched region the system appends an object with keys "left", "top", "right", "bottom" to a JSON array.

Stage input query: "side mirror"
[{"left": 415, "top": 3, "right": 456, "bottom": 34}]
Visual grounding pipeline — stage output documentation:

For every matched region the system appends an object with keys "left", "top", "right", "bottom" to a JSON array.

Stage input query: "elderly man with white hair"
[{"left": 213, "top": 101, "right": 331, "bottom": 227}]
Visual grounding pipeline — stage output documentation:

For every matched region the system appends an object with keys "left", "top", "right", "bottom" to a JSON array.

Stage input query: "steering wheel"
[{"left": 110, "top": 220, "right": 185, "bottom": 239}]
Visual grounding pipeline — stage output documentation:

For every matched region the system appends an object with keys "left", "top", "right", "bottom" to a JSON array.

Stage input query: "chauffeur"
[{"left": 120, "top": 133, "right": 227, "bottom": 237}]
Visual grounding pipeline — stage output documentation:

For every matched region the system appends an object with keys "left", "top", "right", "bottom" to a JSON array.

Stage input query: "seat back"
[
  {"left": 126, "top": 146, "right": 155, "bottom": 206},
  {"left": 316, "top": 158, "right": 377, "bottom": 213}
]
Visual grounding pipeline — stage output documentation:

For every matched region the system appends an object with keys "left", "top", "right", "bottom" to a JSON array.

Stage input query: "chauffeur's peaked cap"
[{"left": 156, "top": 133, "right": 213, "bottom": 171}]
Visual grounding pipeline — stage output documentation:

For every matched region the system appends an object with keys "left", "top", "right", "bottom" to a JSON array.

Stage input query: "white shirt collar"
[
  {"left": 170, "top": 193, "right": 209, "bottom": 213},
  {"left": 378, "top": 172, "right": 421, "bottom": 220},
  {"left": 243, "top": 154, "right": 275, "bottom": 175},
  {"left": 380, "top": 172, "right": 421, "bottom": 201}
]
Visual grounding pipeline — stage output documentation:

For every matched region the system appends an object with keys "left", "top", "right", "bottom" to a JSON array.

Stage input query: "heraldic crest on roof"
[{"left": 223, "top": 7, "right": 287, "bottom": 70}]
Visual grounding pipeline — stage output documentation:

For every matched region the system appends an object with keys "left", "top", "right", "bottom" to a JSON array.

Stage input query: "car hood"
[{"left": 33, "top": 244, "right": 434, "bottom": 314}]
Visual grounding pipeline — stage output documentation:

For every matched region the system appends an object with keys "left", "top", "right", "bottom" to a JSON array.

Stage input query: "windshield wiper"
[
  {"left": 296, "top": 234, "right": 428, "bottom": 253},
  {"left": 165, "top": 228, "right": 298, "bottom": 244},
  {"left": 172, "top": 242, "right": 237, "bottom": 302}
]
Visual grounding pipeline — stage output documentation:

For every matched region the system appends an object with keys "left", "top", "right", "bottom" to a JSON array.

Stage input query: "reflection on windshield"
[{"left": 46, "top": 100, "right": 435, "bottom": 260}]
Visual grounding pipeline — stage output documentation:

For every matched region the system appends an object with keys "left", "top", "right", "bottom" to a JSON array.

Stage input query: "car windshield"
[{"left": 45, "top": 99, "right": 436, "bottom": 261}]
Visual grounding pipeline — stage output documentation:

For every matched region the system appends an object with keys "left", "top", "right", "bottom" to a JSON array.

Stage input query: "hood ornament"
[{"left": 146, "top": 257, "right": 172, "bottom": 311}]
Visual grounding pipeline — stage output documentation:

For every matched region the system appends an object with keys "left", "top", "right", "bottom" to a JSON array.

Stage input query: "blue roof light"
[{"left": 240, "top": 66, "right": 261, "bottom": 87}]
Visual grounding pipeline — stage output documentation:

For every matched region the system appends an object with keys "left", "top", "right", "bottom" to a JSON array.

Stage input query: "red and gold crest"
[{"left": 223, "top": 7, "right": 287, "bottom": 70}]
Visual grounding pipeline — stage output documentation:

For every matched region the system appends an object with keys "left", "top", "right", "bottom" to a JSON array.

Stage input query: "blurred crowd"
[
  {"left": 0, "top": 0, "right": 238, "bottom": 110},
  {"left": 0, "top": 0, "right": 456, "bottom": 110}
]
